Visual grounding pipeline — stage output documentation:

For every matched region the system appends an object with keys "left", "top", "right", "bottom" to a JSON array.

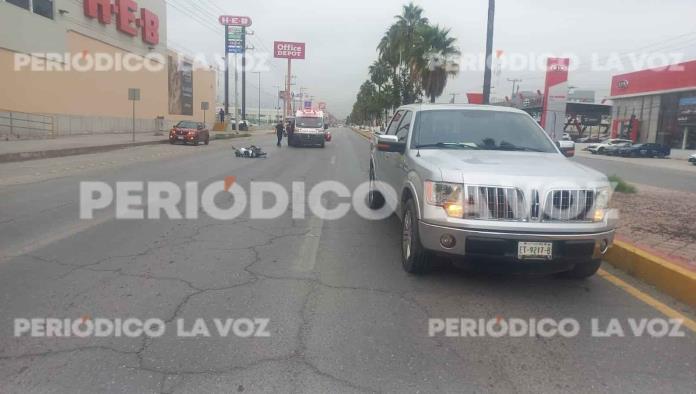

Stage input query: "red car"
[{"left": 169, "top": 121, "right": 210, "bottom": 145}]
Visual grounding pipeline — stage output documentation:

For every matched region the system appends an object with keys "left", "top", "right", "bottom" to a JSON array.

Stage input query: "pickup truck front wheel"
[
  {"left": 558, "top": 259, "right": 602, "bottom": 279},
  {"left": 401, "top": 198, "right": 431, "bottom": 275}
]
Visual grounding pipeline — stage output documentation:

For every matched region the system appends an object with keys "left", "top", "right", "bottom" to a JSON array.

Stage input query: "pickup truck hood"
[{"left": 417, "top": 150, "right": 607, "bottom": 189}]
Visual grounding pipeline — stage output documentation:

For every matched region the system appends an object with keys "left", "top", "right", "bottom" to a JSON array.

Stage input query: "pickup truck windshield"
[
  {"left": 296, "top": 117, "right": 323, "bottom": 128},
  {"left": 413, "top": 110, "right": 558, "bottom": 153}
]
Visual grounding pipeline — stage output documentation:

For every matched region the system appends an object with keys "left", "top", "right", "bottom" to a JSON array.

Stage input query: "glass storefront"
[{"left": 657, "top": 91, "right": 696, "bottom": 149}]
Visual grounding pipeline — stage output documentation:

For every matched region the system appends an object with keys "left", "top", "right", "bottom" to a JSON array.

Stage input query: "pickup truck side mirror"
[
  {"left": 556, "top": 141, "right": 575, "bottom": 158},
  {"left": 376, "top": 135, "right": 406, "bottom": 153}
]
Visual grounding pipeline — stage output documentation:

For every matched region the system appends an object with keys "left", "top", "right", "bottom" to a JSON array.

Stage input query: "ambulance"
[{"left": 290, "top": 109, "right": 328, "bottom": 147}]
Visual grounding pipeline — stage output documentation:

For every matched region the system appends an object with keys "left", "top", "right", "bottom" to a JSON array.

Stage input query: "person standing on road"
[
  {"left": 286, "top": 119, "right": 295, "bottom": 146},
  {"left": 219, "top": 108, "right": 225, "bottom": 123},
  {"left": 275, "top": 121, "right": 284, "bottom": 147}
]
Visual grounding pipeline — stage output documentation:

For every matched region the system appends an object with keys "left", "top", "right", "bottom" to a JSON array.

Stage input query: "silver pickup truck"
[{"left": 368, "top": 104, "right": 616, "bottom": 278}]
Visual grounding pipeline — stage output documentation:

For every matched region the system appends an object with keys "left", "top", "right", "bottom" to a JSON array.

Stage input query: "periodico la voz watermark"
[
  {"left": 427, "top": 317, "right": 687, "bottom": 338},
  {"left": 14, "top": 317, "right": 271, "bottom": 338},
  {"left": 79, "top": 179, "right": 617, "bottom": 222}
]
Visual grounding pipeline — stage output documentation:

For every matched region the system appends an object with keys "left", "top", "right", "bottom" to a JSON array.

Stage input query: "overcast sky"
[{"left": 167, "top": 0, "right": 696, "bottom": 118}]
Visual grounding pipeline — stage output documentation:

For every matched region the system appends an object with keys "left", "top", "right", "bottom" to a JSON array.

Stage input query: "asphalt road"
[
  {"left": 0, "top": 130, "right": 694, "bottom": 393},
  {"left": 573, "top": 155, "right": 696, "bottom": 192}
]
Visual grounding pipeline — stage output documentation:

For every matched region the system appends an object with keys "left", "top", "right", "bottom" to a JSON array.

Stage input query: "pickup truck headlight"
[
  {"left": 591, "top": 187, "right": 611, "bottom": 222},
  {"left": 425, "top": 181, "right": 464, "bottom": 218}
]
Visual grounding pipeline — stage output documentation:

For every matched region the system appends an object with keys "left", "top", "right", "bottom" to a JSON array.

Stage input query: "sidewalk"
[
  {"left": 0, "top": 133, "right": 168, "bottom": 163},
  {"left": 0, "top": 129, "right": 271, "bottom": 163}
]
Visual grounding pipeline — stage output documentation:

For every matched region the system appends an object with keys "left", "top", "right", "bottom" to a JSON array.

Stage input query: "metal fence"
[
  {"left": 0, "top": 110, "right": 166, "bottom": 140},
  {"left": 0, "top": 110, "right": 54, "bottom": 139}
]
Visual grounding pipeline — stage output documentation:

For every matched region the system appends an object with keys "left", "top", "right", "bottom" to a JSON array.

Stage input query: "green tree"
[{"left": 411, "top": 25, "right": 460, "bottom": 103}]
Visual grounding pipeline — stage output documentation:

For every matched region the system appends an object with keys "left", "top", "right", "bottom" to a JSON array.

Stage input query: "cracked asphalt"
[{"left": 0, "top": 129, "right": 694, "bottom": 393}]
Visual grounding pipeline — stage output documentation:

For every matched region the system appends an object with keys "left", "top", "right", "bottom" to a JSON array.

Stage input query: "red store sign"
[
  {"left": 273, "top": 41, "right": 306, "bottom": 59},
  {"left": 83, "top": 0, "right": 160, "bottom": 46},
  {"left": 218, "top": 15, "right": 252, "bottom": 27}
]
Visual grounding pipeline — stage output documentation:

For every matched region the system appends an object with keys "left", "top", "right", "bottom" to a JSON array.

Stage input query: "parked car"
[
  {"left": 369, "top": 104, "right": 616, "bottom": 278},
  {"left": 603, "top": 142, "right": 632, "bottom": 156},
  {"left": 577, "top": 136, "right": 602, "bottom": 143},
  {"left": 587, "top": 138, "right": 633, "bottom": 154},
  {"left": 169, "top": 121, "right": 210, "bottom": 145},
  {"left": 689, "top": 153, "right": 696, "bottom": 165},
  {"left": 617, "top": 143, "right": 671, "bottom": 158}
]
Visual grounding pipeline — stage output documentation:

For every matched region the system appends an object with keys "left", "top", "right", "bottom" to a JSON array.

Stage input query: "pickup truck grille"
[
  {"left": 541, "top": 189, "right": 595, "bottom": 222},
  {"left": 464, "top": 186, "right": 526, "bottom": 221},
  {"left": 462, "top": 187, "right": 595, "bottom": 222}
]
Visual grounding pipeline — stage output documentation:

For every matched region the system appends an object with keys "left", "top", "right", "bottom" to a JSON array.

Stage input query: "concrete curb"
[
  {"left": 0, "top": 139, "right": 169, "bottom": 163},
  {"left": 351, "top": 127, "right": 372, "bottom": 141},
  {"left": 604, "top": 240, "right": 696, "bottom": 308}
]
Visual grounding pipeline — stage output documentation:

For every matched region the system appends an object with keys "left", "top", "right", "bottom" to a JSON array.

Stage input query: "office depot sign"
[
  {"left": 83, "top": 0, "right": 160, "bottom": 46},
  {"left": 274, "top": 42, "right": 306, "bottom": 59}
]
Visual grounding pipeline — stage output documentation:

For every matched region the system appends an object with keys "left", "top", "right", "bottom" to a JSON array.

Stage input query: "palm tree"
[
  {"left": 411, "top": 25, "right": 460, "bottom": 103},
  {"left": 377, "top": 3, "right": 429, "bottom": 104},
  {"left": 369, "top": 60, "right": 391, "bottom": 123}
]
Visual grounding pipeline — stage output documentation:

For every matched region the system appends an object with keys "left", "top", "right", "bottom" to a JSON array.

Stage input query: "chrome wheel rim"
[{"left": 402, "top": 210, "right": 412, "bottom": 260}]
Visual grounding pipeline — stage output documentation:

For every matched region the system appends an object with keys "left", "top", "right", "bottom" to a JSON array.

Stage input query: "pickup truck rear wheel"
[
  {"left": 401, "top": 198, "right": 431, "bottom": 275},
  {"left": 558, "top": 259, "right": 601, "bottom": 279},
  {"left": 367, "top": 166, "right": 385, "bottom": 209}
]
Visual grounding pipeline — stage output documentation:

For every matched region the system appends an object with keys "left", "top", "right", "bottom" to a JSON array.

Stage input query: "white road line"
[{"left": 292, "top": 211, "right": 324, "bottom": 273}]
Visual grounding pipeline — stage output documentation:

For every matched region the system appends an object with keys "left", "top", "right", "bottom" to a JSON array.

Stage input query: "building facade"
[
  {"left": 609, "top": 60, "right": 696, "bottom": 149},
  {"left": 0, "top": 0, "right": 217, "bottom": 137}
]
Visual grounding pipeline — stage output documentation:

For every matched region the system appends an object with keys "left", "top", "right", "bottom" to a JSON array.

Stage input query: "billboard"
[
  {"left": 168, "top": 55, "right": 193, "bottom": 116},
  {"left": 274, "top": 42, "right": 306, "bottom": 59},
  {"left": 540, "top": 58, "right": 569, "bottom": 139}
]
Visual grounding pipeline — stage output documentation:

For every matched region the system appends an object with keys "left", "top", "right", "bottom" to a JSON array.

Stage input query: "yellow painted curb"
[{"left": 604, "top": 240, "right": 696, "bottom": 308}]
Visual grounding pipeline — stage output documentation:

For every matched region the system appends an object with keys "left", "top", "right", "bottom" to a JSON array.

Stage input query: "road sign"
[
  {"left": 219, "top": 15, "right": 252, "bottom": 27},
  {"left": 128, "top": 88, "right": 140, "bottom": 101},
  {"left": 201, "top": 102, "right": 209, "bottom": 110}
]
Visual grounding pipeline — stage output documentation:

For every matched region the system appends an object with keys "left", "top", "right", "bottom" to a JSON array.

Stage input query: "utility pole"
[
  {"left": 507, "top": 78, "right": 522, "bottom": 99},
  {"left": 241, "top": 27, "right": 247, "bottom": 121},
  {"left": 224, "top": 25, "right": 229, "bottom": 117},
  {"left": 482, "top": 0, "right": 495, "bottom": 104},
  {"left": 273, "top": 84, "right": 280, "bottom": 123},
  {"left": 252, "top": 72, "right": 261, "bottom": 125},
  {"left": 234, "top": 54, "right": 238, "bottom": 127},
  {"left": 449, "top": 93, "right": 459, "bottom": 104}
]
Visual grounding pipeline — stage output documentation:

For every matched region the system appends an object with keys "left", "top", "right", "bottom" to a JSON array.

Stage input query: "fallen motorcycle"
[{"left": 234, "top": 145, "right": 267, "bottom": 158}]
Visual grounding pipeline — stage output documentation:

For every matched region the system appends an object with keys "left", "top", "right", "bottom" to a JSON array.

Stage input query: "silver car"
[{"left": 368, "top": 104, "right": 616, "bottom": 278}]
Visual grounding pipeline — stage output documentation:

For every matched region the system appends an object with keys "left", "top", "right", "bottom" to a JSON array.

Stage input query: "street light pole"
[{"left": 482, "top": 0, "right": 495, "bottom": 104}]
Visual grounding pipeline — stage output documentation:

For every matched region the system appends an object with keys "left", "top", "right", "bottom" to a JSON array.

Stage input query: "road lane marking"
[
  {"left": 598, "top": 269, "right": 696, "bottom": 333},
  {"left": 0, "top": 214, "right": 114, "bottom": 264},
  {"left": 292, "top": 211, "right": 324, "bottom": 273},
  {"left": 330, "top": 155, "right": 336, "bottom": 165}
]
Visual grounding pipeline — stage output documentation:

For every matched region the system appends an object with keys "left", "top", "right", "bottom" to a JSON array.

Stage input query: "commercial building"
[
  {"left": 0, "top": 0, "right": 217, "bottom": 138},
  {"left": 609, "top": 59, "right": 696, "bottom": 149}
]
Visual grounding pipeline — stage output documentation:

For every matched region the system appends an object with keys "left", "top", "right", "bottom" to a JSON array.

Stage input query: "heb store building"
[
  {"left": 609, "top": 59, "right": 696, "bottom": 150},
  {"left": 0, "top": 0, "right": 217, "bottom": 137}
]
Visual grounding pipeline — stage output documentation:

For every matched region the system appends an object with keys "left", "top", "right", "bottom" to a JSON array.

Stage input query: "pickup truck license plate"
[
  {"left": 177, "top": 136, "right": 184, "bottom": 140},
  {"left": 518, "top": 242, "right": 553, "bottom": 260}
]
